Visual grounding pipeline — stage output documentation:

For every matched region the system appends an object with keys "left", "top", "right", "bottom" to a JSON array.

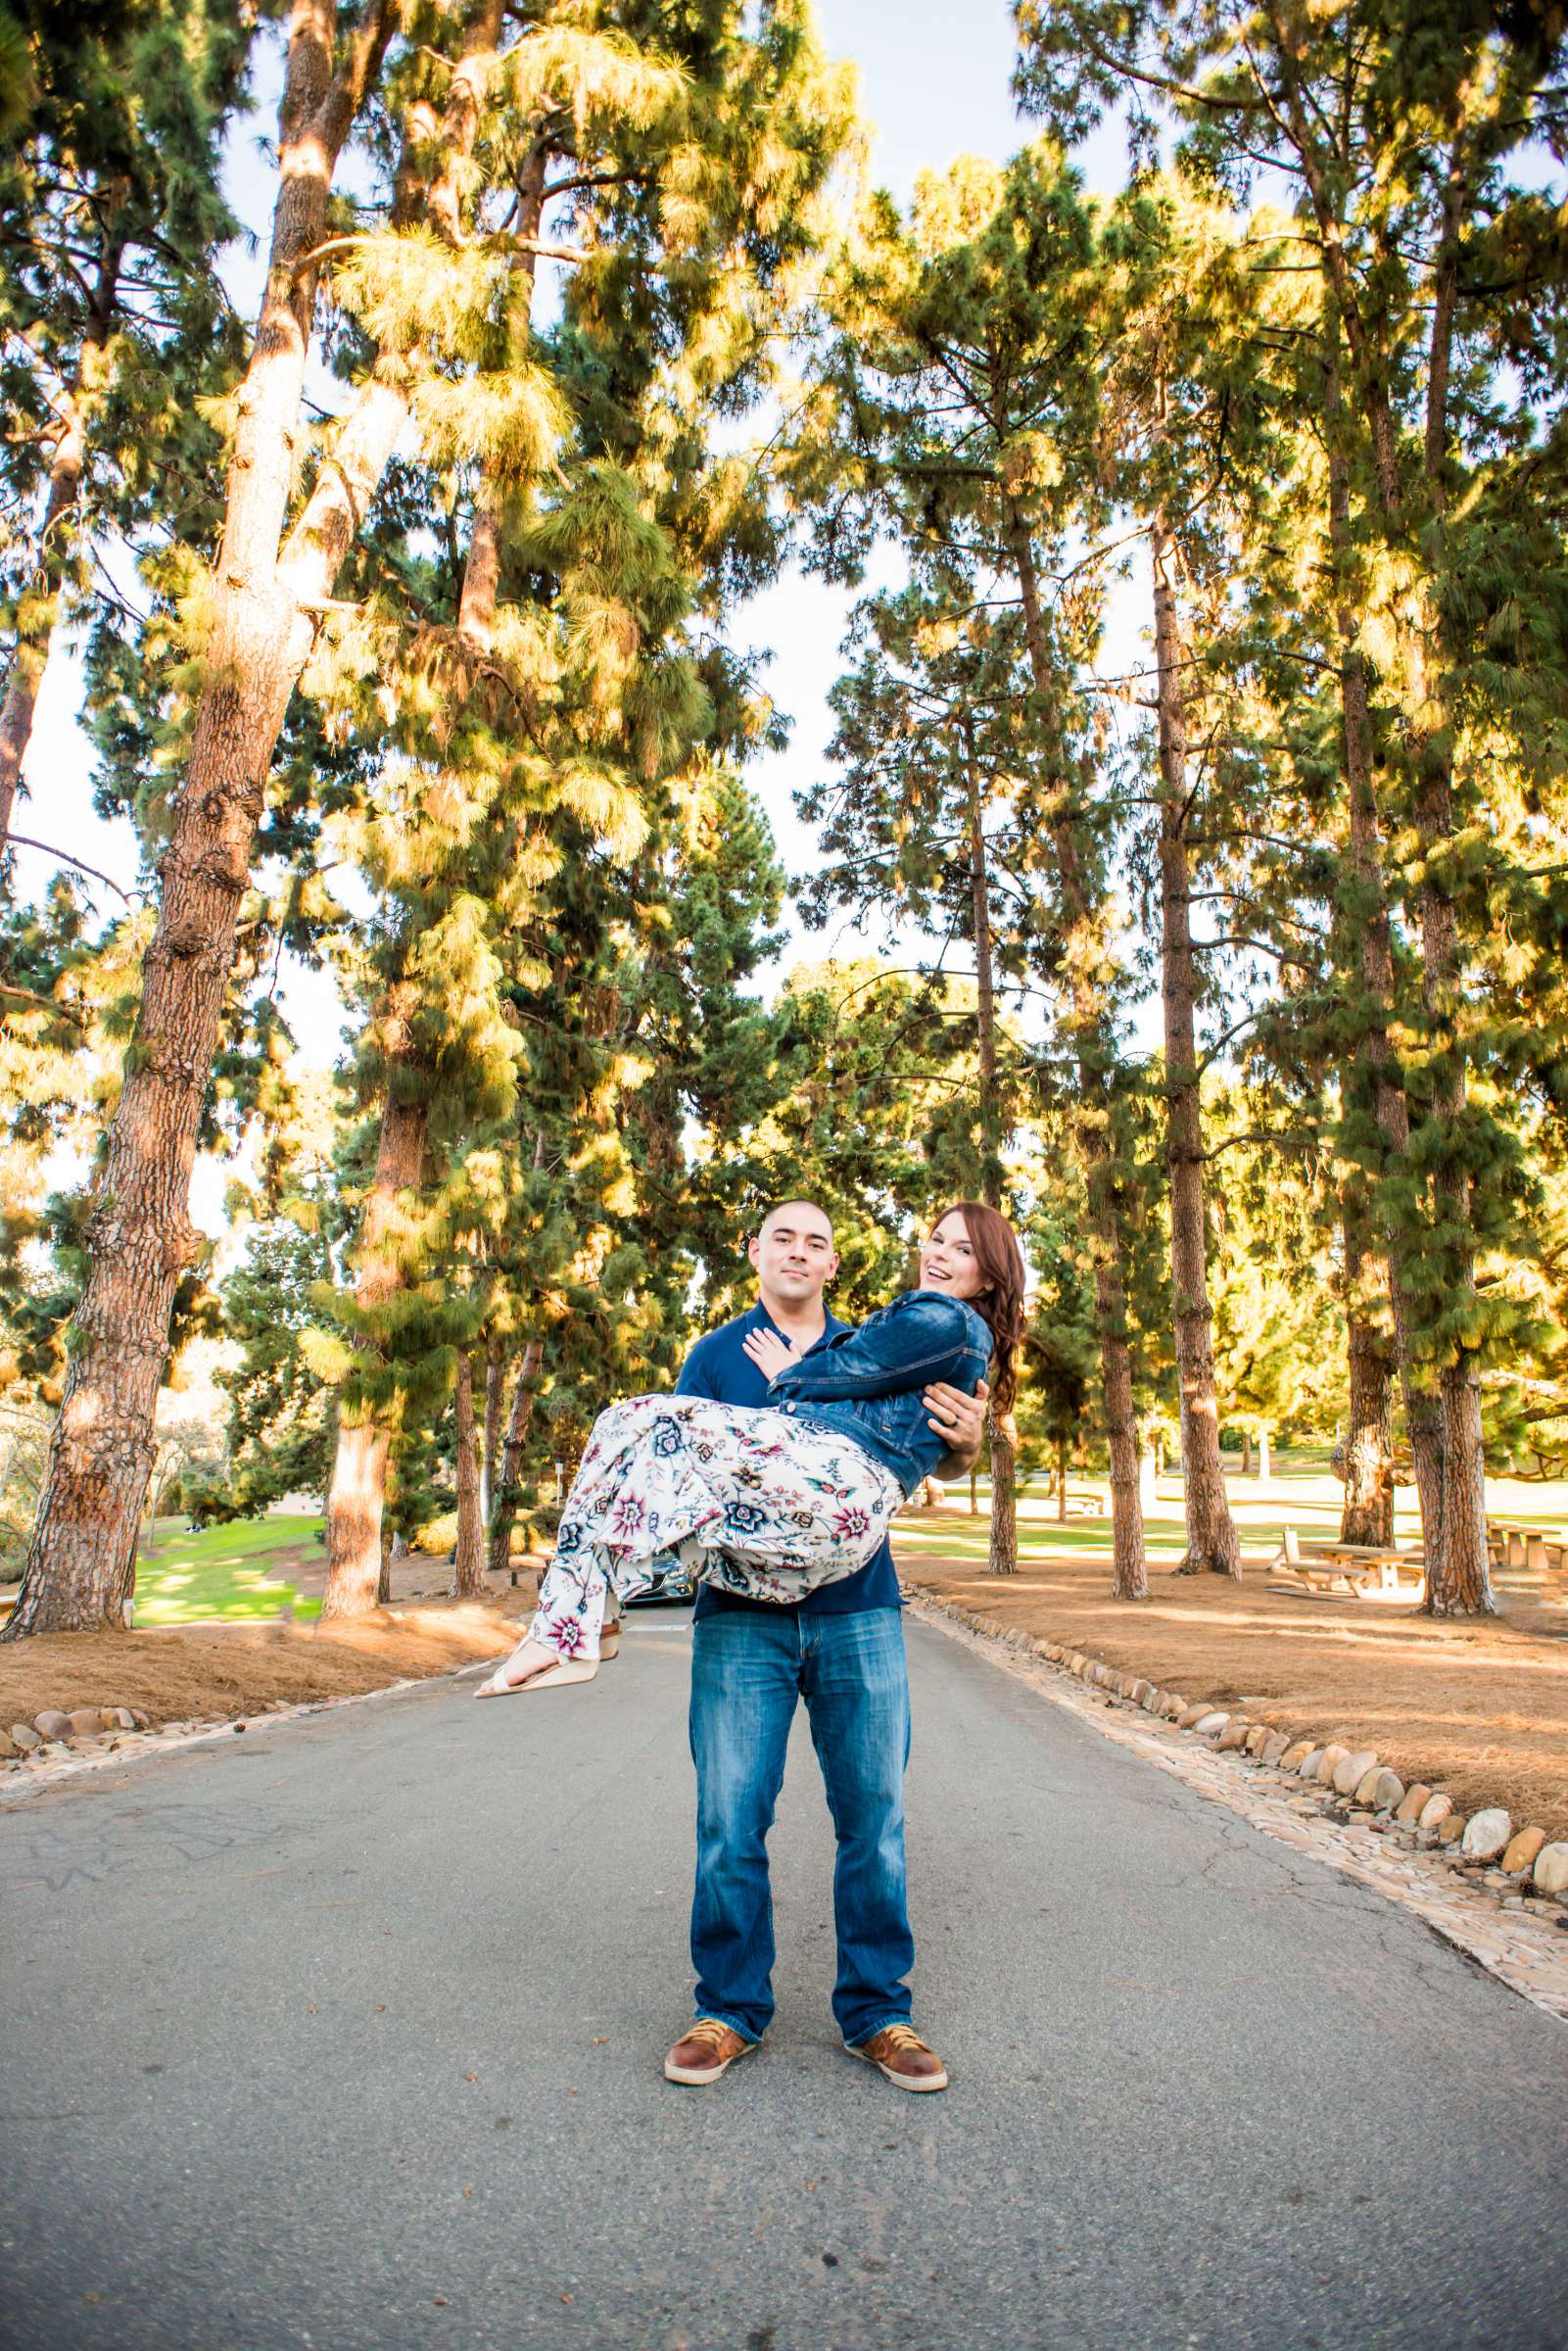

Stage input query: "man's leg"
[
  {"left": 688, "top": 1608, "right": 802, "bottom": 2043},
  {"left": 800, "top": 1608, "right": 915, "bottom": 2046}
]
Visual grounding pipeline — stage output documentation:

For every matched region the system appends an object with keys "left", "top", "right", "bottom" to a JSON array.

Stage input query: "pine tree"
[
  {"left": 2, "top": 0, "right": 411, "bottom": 1639},
  {"left": 214, "top": 1219, "right": 337, "bottom": 1514},
  {"left": 1093, "top": 182, "right": 1271, "bottom": 1578},
  {"left": 0, "top": 0, "right": 250, "bottom": 854},
  {"left": 1016, "top": 1143, "right": 1101, "bottom": 1518},
  {"left": 800, "top": 582, "right": 1041, "bottom": 1568},
  {"left": 800, "top": 146, "right": 1151, "bottom": 1595},
  {"left": 8, "top": 0, "right": 857, "bottom": 1637},
  {"left": 1013, "top": 0, "right": 1568, "bottom": 1610},
  {"left": 451, "top": 756, "right": 792, "bottom": 1576},
  {"left": 736, "top": 962, "right": 962, "bottom": 1295}
]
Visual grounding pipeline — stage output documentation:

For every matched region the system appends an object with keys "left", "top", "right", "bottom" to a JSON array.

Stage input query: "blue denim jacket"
[{"left": 767, "top": 1288, "right": 993, "bottom": 1498}]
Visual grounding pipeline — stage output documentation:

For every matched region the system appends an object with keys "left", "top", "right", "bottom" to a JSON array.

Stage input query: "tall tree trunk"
[
  {"left": 0, "top": 206, "right": 128, "bottom": 856},
  {"left": 321, "top": 985, "right": 428, "bottom": 1620},
  {"left": 988, "top": 1417, "right": 1019, "bottom": 1574},
  {"left": 1095, "top": 1228, "right": 1146, "bottom": 1598},
  {"left": 1150, "top": 491, "right": 1241, "bottom": 1579},
  {"left": 1418, "top": 740, "right": 1492, "bottom": 1608},
  {"left": 451, "top": 1346, "right": 487, "bottom": 1598},
  {"left": 482, "top": 1339, "right": 504, "bottom": 1522},
  {"left": 963, "top": 717, "right": 1019, "bottom": 1577},
  {"left": 488, "top": 1338, "right": 544, "bottom": 1579},
  {"left": 1408, "top": 213, "right": 1490, "bottom": 1613},
  {"left": 1056, "top": 1432, "right": 1068, "bottom": 1522},
  {"left": 2, "top": 0, "right": 405, "bottom": 1641},
  {"left": 1333, "top": 529, "right": 1445, "bottom": 1556},
  {"left": 1287, "top": 95, "right": 1492, "bottom": 1612},
  {"left": 1342, "top": 1349, "right": 1394, "bottom": 1547},
  {"left": 1007, "top": 503, "right": 1146, "bottom": 1598},
  {"left": 965, "top": 717, "right": 1004, "bottom": 1210},
  {"left": 1321, "top": 309, "right": 1456, "bottom": 1598},
  {"left": 314, "top": 137, "right": 549, "bottom": 1626},
  {"left": 1340, "top": 1197, "right": 1395, "bottom": 1546}
]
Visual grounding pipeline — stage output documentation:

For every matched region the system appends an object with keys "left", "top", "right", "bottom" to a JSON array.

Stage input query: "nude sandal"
[{"left": 474, "top": 1653, "right": 599, "bottom": 1699}]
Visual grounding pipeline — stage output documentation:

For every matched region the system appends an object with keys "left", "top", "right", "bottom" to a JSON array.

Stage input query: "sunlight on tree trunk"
[{"left": 321, "top": 1077, "right": 427, "bottom": 1619}]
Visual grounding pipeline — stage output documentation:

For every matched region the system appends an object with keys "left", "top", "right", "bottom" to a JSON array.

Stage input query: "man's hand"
[
  {"left": 742, "top": 1326, "right": 799, "bottom": 1384},
  {"left": 925, "top": 1378, "right": 988, "bottom": 1479}
]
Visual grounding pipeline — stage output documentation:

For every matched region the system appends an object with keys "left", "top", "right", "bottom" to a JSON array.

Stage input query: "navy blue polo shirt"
[{"left": 676, "top": 1299, "right": 902, "bottom": 1619}]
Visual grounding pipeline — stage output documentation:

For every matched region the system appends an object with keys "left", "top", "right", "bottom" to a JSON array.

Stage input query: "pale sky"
[{"left": 14, "top": 0, "right": 1139, "bottom": 1228}]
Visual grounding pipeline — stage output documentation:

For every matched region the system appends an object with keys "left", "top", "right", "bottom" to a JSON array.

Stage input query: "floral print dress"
[{"left": 526, "top": 1394, "right": 905, "bottom": 1662}]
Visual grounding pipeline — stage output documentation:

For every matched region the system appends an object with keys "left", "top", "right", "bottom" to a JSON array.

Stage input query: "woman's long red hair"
[{"left": 934, "top": 1201, "right": 1026, "bottom": 1414}]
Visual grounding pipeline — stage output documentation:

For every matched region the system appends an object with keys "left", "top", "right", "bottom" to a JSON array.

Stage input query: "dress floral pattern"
[{"left": 527, "top": 1394, "right": 904, "bottom": 1661}]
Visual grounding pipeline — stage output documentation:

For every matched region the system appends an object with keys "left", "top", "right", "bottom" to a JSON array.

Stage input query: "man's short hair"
[{"left": 758, "top": 1196, "right": 835, "bottom": 1241}]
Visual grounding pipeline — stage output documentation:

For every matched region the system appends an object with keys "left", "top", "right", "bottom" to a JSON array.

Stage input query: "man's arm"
[{"left": 924, "top": 1379, "right": 988, "bottom": 1481}]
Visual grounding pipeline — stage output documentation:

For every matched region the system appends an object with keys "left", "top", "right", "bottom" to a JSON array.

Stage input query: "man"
[{"left": 662, "top": 1198, "right": 987, "bottom": 2094}]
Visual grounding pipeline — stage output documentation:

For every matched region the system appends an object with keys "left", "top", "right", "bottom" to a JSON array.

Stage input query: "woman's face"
[{"left": 920, "top": 1213, "right": 985, "bottom": 1302}]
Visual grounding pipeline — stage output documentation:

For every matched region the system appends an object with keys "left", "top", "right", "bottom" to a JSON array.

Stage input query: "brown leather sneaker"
[
  {"left": 844, "top": 2024, "right": 949, "bottom": 2092},
  {"left": 663, "top": 2019, "right": 756, "bottom": 2087}
]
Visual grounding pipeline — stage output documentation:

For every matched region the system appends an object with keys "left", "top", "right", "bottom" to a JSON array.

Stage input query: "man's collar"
[{"left": 749, "top": 1293, "right": 846, "bottom": 1352}]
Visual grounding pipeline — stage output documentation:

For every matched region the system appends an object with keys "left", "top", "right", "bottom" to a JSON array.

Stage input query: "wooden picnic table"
[{"left": 1269, "top": 1525, "right": 1425, "bottom": 1597}]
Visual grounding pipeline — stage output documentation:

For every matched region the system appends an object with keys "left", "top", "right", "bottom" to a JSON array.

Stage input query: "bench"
[{"left": 1269, "top": 1525, "right": 1425, "bottom": 1597}]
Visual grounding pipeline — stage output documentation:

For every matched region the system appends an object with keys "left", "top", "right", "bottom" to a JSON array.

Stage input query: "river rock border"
[{"left": 909, "top": 1592, "right": 1568, "bottom": 2028}]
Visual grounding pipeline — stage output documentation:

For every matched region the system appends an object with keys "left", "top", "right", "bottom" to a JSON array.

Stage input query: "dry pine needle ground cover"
[
  {"left": 895, "top": 1529, "right": 1568, "bottom": 1841},
  {"left": 7, "top": 1488, "right": 1565, "bottom": 1846},
  {"left": 0, "top": 1596, "right": 531, "bottom": 1739}
]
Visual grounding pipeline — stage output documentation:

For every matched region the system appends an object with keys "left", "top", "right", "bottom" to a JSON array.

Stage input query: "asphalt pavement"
[{"left": 2, "top": 1607, "right": 1566, "bottom": 2351}]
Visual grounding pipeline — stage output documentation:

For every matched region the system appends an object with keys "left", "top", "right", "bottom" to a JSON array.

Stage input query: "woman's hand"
[
  {"left": 742, "top": 1326, "right": 800, "bottom": 1384},
  {"left": 925, "top": 1377, "right": 989, "bottom": 1476}
]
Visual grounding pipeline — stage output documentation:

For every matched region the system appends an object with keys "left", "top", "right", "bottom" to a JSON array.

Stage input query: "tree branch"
[
  {"left": 6, "top": 835, "right": 139, "bottom": 902},
  {"left": 0, "top": 981, "right": 85, "bottom": 1027}
]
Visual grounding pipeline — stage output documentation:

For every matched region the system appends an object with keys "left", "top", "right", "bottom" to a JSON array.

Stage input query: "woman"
[{"left": 476, "top": 1201, "right": 1024, "bottom": 1697}]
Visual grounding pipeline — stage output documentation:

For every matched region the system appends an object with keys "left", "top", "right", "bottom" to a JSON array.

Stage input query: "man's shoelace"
[
  {"left": 685, "top": 2020, "right": 734, "bottom": 2053},
  {"left": 874, "top": 2026, "right": 931, "bottom": 2054}
]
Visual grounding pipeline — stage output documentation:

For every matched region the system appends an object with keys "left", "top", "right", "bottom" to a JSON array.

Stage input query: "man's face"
[{"left": 748, "top": 1205, "right": 838, "bottom": 1308}]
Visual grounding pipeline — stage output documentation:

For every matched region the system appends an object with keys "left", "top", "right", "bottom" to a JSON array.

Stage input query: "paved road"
[{"left": 3, "top": 1610, "right": 1566, "bottom": 2351}]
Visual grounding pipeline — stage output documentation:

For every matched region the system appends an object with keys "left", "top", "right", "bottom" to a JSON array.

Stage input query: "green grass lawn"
[
  {"left": 116, "top": 1478, "right": 1561, "bottom": 1620},
  {"left": 896, "top": 1513, "right": 1195, "bottom": 1560},
  {"left": 131, "top": 1513, "right": 325, "bottom": 1625}
]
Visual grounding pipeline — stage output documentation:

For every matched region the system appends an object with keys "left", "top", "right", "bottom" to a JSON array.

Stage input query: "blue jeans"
[{"left": 688, "top": 1606, "right": 914, "bottom": 2046}]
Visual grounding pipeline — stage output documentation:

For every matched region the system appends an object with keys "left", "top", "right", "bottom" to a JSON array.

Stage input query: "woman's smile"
[{"left": 920, "top": 1214, "right": 983, "bottom": 1300}]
